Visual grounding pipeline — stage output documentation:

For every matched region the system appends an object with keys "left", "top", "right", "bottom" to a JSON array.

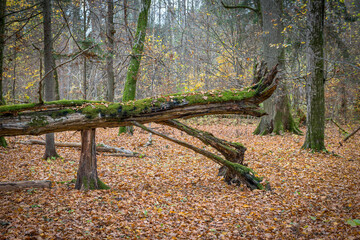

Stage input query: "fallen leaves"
[{"left": 0, "top": 118, "right": 359, "bottom": 239}]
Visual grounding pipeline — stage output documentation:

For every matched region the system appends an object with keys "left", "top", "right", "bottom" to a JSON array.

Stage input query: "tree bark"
[
  {"left": 119, "top": 0, "right": 151, "bottom": 134},
  {"left": 302, "top": 0, "right": 326, "bottom": 151},
  {"left": 106, "top": 0, "right": 115, "bottom": 102},
  {"left": 0, "top": 0, "right": 7, "bottom": 147},
  {"left": 75, "top": 129, "right": 109, "bottom": 190},
  {"left": 0, "top": 180, "right": 52, "bottom": 191},
  {"left": 253, "top": 0, "right": 301, "bottom": 136},
  {"left": 43, "top": 0, "right": 58, "bottom": 159}
]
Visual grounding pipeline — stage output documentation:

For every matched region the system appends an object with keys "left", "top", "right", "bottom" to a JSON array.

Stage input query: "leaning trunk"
[
  {"left": 75, "top": 129, "right": 109, "bottom": 190},
  {"left": 119, "top": 0, "right": 151, "bottom": 134},
  {"left": 302, "top": 0, "right": 326, "bottom": 151}
]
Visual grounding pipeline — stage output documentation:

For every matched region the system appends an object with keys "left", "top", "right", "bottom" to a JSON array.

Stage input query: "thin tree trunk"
[
  {"left": 302, "top": 0, "right": 326, "bottom": 151},
  {"left": 0, "top": 0, "right": 7, "bottom": 147},
  {"left": 106, "top": 0, "right": 115, "bottom": 102},
  {"left": 75, "top": 129, "right": 109, "bottom": 190},
  {"left": 83, "top": 0, "right": 87, "bottom": 100},
  {"left": 43, "top": 0, "right": 58, "bottom": 159},
  {"left": 119, "top": 0, "right": 151, "bottom": 134}
]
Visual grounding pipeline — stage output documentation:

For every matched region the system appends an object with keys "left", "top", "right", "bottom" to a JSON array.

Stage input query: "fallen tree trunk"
[
  {"left": 0, "top": 65, "right": 278, "bottom": 137},
  {"left": 0, "top": 180, "right": 51, "bottom": 191},
  {"left": 133, "top": 121, "right": 267, "bottom": 190},
  {"left": 0, "top": 64, "right": 279, "bottom": 191},
  {"left": 16, "top": 139, "right": 137, "bottom": 155}
]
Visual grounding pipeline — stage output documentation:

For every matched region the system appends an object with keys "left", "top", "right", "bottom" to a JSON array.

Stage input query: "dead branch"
[
  {"left": 0, "top": 180, "right": 51, "bottom": 191},
  {"left": 340, "top": 125, "right": 360, "bottom": 145},
  {"left": 16, "top": 139, "right": 137, "bottom": 155}
]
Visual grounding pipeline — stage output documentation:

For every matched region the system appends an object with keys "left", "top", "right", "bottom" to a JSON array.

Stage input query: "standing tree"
[
  {"left": 253, "top": 0, "right": 301, "bottom": 135},
  {"left": 106, "top": 0, "right": 115, "bottom": 102},
  {"left": 43, "top": 0, "right": 59, "bottom": 159},
  {"left": 302, "top": 0, "right": 326, "bottom": 151},
  {"left": 119, "top": 0, "right": 151, "bottom": 134},
  {"left": 221, "top": 0, "right": 300, "bottom": 135},
  {"left": 0, "top": 0, "right": 7, "bottom": 147}
]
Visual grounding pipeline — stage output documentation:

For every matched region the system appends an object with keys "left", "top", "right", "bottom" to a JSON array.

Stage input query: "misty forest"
[{"left": 0, "top": 0, "right": 359, "bottom": 238}]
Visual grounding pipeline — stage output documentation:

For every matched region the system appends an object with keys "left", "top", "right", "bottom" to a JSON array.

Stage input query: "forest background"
[
  {"left": 2, "top": 0, "right": 359, "bottom": 122},
  {"left": 0, "top": 0, "right": 360, "bottom": 239}
]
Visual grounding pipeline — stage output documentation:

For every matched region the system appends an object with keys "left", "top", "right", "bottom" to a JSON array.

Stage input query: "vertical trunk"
[
  {"left": 106, "top": 0, "right": 115, "bottom": 102},
  {"left": 254, "top": 0, "right": 300, "bottom": 135},
  {"left": 119, "top": 0, "right": 151, "bottom": 134},
  {"left": 43, "top": 0, "right": 58, "bottom": 159},
  {"left": 83, "top": 0, "right": 87, "bottom": 100},
  {"left": 340, "top": 83, "right": 347, "bottom": 123},
  {"left": 302, "top": 0, "right": 326, "bottom": 151},
  {"left": 0, "top": 0, "right": 6, "bottom": 147},
  {"left": 75, "top": 129, "right": 109, "bottom": 190},
  {"left": 123, "top": 0, "right": 132, "bottom": 47},
  {"left": 12, "top": 45, "right": 16, "bottom": 101}
]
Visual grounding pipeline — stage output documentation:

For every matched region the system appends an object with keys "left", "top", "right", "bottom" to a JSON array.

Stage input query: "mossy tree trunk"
[
  {"left": 119, "top": 0, "right": 151, "bottom": 134},
  {"left": 43, "top": 0, "right": 58, "bottom": 159},
  {"left": 254, "top": 0, "right": 301, "bottom": 136},
  {"left": 75, "top": 128, "right": 109, "bottom": 190},
  {"left": 302, "top": 0, "right": 326, "bottom": 151},
  {"left": 0, "top": 0, "right": 7, "bottom": 147}
]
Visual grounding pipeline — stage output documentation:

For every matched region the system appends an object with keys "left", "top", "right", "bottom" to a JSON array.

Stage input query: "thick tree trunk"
[
  {"left": 75, "top": 129, "right": 109, "bottom": 190},
  {"left": 106, "top": 0, "right": 115, "bottom": 102},
  {"left": 254, "top": 0, "right": 300, "bottom": 135},
  {"left": 43, "top": 0, "right": 58, "bottom": 159},
  {"left": 0, "top": 180, "right": 52, "bottom": 191},
  {"left": 119, "top": 0, "right": 151, "bottom": 134},
  {"left": 0, "top": 0, "right": 7, "bottom": 147},
  {"left": 302, "top": 0, "right": 326, "bottom": 151}
]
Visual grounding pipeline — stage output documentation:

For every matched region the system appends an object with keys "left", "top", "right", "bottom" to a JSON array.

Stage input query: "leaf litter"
[{"left": 0, "top": 118, "right": 359, "bottom": 239}]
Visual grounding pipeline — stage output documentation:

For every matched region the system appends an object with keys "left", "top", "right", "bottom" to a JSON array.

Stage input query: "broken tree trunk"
[
  {"left": 0, "top": 64, "right": 279, "bottom": 191},
  {"left": 0, "top": 180, "right": 51, "bottom": 191},
  {"left": 75, "top": 129, "right": 110, "bottom": 190},
  {"left": 160, "top": 120, "right": 247, "bottom": 185},
  {"left": 0, "top": 64, "right": 278, "bottom": 137},
  {"left": 16, "top": 139, "right": 138, "bottom": 155},
  {"left": 133, "top": 121, "right": 267, "bottom": 190}
]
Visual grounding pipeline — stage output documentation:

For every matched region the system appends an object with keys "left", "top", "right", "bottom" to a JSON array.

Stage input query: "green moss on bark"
[
  {"left": 0, "top": 136, "right": 7, "bottom": 147},
  {"left": 81, "top": 176, "right": 110, "bottom": 190}
]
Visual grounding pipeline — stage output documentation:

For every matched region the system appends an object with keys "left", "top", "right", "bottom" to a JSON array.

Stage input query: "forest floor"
[{"left": 0, "top": 117, "right": 359, "bottom": 239}]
